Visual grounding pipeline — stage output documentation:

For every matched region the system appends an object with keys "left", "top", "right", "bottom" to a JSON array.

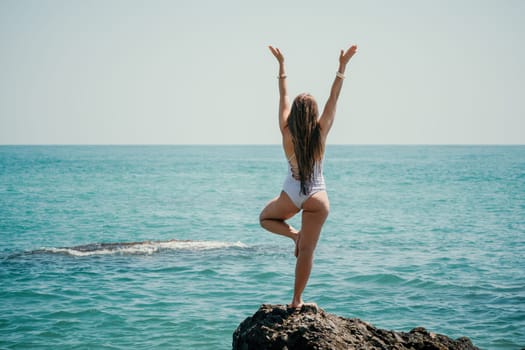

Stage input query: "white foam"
[{"left": 40, "top": 240, "right": 248, "bottom": 257}]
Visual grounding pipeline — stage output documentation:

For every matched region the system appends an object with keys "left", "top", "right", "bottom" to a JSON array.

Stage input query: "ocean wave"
[
  {"left": 29, "top": 239, "right": 248, "bottom": 257},
  {"left": 344, "top": 273, "right": 407, "bottom": 285}
]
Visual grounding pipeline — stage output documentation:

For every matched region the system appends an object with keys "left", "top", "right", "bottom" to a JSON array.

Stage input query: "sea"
[{"left": 0, "top": 145, "right": 523, "bottom": 349}]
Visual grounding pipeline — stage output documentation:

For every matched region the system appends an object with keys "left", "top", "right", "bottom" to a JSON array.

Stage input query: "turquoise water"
[{"left": 1, "top": 145, "right": 524, "bottom": 349}]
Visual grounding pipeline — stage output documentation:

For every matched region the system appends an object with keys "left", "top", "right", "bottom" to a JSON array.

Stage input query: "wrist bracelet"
[
  {"left": 336, "top": 71, "right": 345, "bottom": 79},
  {"left": 277, "top": 74, "right": 287, "bottom": 79}
]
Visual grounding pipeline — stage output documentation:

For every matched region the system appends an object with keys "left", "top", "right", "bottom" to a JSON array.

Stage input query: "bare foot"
[
  {"left": 294, "top": 233, "right": 301, "bottom": 258},
  {"left": 288, "top": 301, "right": 318, "bottom": 311},
  {"left": 288, "top": 298, "right": 304, "bottom": 310}
]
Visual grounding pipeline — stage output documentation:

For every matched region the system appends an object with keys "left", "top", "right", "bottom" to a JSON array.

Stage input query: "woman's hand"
[
  {"left": 268, "top": 46, "right": 289, "bottom": 132},
  {"left": 339, "top": 45, "right": 358, "bottom": 67},
  {"left": 319, "top": 44, "right": 358, "bottom": 137},
  {"left": 269, "top": 46, "right": 285, "bottom": 65}
]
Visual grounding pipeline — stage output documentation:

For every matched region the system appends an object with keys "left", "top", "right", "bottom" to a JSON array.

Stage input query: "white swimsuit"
[{"left": 282, "top": 154, "right": 326, "bottom": 209}]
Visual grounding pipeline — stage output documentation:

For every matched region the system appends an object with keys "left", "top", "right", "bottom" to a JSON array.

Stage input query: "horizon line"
[{"left": 1, "top": 143, "right": 524, "bottom": 147}]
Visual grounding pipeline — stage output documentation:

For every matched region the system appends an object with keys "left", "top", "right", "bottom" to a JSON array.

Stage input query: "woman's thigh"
[
  {"left": 299, "top": 191, "right": 330, "bottom": 250},
  {"left": 260, "top": 191, "right": 300, "bottom": 221}
]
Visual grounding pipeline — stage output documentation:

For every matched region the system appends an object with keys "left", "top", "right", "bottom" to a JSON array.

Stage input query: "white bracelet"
[
  {"left": 277, "top": 74, "right": 287, "bottom": 79},
  {"left": 336, "top": 71, "right": 345, "bottom": 79}
]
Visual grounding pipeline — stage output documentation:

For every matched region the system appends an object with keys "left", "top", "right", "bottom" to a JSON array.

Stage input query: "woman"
[{"left": 259, "top": 44, "right": 358, "bottom": 309}]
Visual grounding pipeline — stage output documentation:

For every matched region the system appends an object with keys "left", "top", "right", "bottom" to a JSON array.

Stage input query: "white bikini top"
[
  {"left": 286, "top": 153, "right": 323, "bottom": 182},
  {"left": 287, "top": 153, "right": 300, "bottom": 180}
]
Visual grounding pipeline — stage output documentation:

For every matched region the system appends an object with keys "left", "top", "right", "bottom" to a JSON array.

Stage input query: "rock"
[{"left": 232, "top": 304, "right": 480, "bottom": 350}]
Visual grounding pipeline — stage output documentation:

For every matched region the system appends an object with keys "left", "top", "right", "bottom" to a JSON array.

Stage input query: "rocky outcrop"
[{"left": 233, "top": 304, "right": 479, "bottom": 350}]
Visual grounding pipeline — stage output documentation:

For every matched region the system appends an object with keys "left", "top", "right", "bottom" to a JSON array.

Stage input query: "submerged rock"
[{"left": 232, "top": 304, "right": 479, "bottom": 350}]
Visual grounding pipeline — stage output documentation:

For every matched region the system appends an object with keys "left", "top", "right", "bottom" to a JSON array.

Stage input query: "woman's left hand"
[{"left": 339, "top": 45, "right": 358, "bottom": 66}]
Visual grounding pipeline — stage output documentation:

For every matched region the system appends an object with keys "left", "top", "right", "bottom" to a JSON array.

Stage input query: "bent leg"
[
  {"left": 291, "top": 191, "right": 329, "bottom": 308},
  {"left": 259, "top": 191, "right": 300, "bottom": 240}
]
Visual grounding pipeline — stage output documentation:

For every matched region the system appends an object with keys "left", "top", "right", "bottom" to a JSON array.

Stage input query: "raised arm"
[
  {"left": 269, "top": 46, "right": 291, "bottom": 133},
  {"left": 319, "top": 45, "right": 358, "bottom": 138}
]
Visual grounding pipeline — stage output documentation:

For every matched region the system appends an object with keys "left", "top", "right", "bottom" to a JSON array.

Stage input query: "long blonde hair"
[{"left": 287, "top": 93, "right": 324, "bottom": 195}]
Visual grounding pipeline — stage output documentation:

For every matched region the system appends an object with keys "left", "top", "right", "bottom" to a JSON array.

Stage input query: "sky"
[{"left": 0, "top": 0, "right": 524, "bottom": 145}]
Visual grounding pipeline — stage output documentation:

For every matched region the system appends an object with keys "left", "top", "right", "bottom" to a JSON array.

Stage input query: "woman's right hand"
[{"left": 269, "top": 46, "right": 285, "bottom": 65}]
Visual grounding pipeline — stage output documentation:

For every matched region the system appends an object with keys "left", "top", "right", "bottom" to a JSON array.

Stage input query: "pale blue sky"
[{"left": 1, "top": 0, "right": 523, "bottom": 144}]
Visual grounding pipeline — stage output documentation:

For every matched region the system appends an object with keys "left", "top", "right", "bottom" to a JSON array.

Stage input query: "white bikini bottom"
[{"left": 282, "top": 173, "right": 326, "bottom": 209}]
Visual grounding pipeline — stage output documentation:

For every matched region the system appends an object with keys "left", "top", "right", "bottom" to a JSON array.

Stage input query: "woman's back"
[{"left": 282, "top": 127, "right": 325, "bottom": 180}]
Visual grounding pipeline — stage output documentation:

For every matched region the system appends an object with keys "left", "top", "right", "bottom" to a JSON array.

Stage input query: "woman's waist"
[{"left": 285, "top": 170, "right": 325, "bottom": 186}]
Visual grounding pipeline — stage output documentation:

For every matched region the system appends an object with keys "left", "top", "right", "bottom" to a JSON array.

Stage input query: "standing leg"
[
  {"left": 259, "top": 191, "right": 300, "bottom": 241},
  {"left": 291, "top": 191, "right": 329, "bottom": 308}
]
